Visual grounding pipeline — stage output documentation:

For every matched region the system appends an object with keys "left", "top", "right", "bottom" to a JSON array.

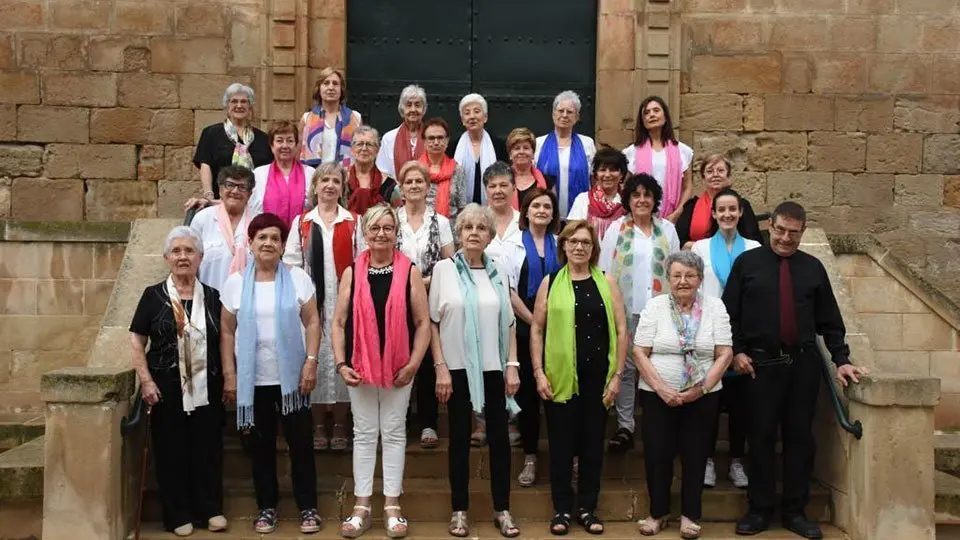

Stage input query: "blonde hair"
[
  {"left": 361, "top": 204, "right": 398, "bottom": 236},
  {"left": 507, "top": 127, "right": 536, "bottom": 152},
  {"left": 557, "top": 220, "right": 600, "bottom": 266},
  {"left": 309, "top": 162, "right": 346, "bottom": 206},
  {"left": 398, "top": 160, "right": 429, "bottom": 185}
]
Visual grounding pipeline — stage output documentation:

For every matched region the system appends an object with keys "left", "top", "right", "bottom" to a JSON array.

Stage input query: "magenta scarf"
[
  {"left": 633, "top": 140, "right": 682, "bottom": 218},
  {"left": 263, "top": 162, "right": 306, "bottom": 227},
  {"left": 351, "top": 250, "right": 412, "bottom": 388}
]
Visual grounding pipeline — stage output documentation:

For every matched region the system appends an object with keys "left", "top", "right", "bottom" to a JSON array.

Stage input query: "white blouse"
[
  {"left": 190, "top": 205, "right": 253, "bottom": 292},
  {"left": 250, "top": 163, "right": 316, "bottom": 216},
  {"left": 429, "top": 258, "right": 515, "bottom": 372},
  {"left": 633, "top": 294, "right": 732, "bottom": 393},
  {"left": 621, "top": 142, "right": 694, "bottom": 190},
  {"left": 397, "top": 207, "right": 454, "bottom": 271},
  {"left": 691, "top": 238, "right": 761, "bottom": 298},
  {"left": 484, "top": 209, "right": 523, "bottom": 266},
  {"left": 534, "top": 133, "right": 597, "bottom": 217},
  {"left": 598, "top": 216, "right": 680, "bottom": 314}
]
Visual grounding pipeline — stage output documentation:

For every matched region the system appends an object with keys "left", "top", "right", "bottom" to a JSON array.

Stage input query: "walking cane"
[{"left": 132, "top": 404, "right": 152, "bottom": 540}]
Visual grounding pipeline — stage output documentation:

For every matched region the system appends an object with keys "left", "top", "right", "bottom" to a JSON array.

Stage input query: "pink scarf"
[
  {"left": 263, "top": 162, "right": 306, "bottom": 227},
  {"left": 633, "top": 140, "right": 682, "bottom": 218},
  {"left": 351, "top": 250, "right": 412, "bottom": 388},
  {"left": 216, "top": 203, "right": 250, "bottom": 275}
]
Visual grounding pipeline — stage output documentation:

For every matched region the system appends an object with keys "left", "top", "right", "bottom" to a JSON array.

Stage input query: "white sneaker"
[
  {"left": 729, "top": 459, "right": 749, "bottom": 488},
  {"left": 208, "top": 515, "right": 228, "bottom": 531},
  {"left": 704, "top": 458, "right": 716, "bottom": 488},
  {"left": 173, "top": 522, "right": 194, "bottom": 537}
]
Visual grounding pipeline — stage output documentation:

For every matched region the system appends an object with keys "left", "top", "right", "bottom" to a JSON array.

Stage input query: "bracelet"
[
  {"left": 506, "top": 361, "right": 520, "bottom": 368},
  {"left": 306, "top": 355, "right": 318, "bottom": 361},
  {"left": 335, "top": 363, "right": 348, "bottom": 373},
  {"left": 614, "top": 371, "right": 624, "bottom": 379},
  {"left": 203, "top": 190, "right": 215, "bottom": 199},
  {"left": 434, "top": 361, "right": 447, "bottom": 368}
]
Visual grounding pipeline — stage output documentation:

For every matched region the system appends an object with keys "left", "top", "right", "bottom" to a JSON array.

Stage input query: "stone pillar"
[
  {"left": 845, "top": 373, "right": 940, "bottom": 540},
  {"left": 40, "top": 366, "right": 135, "bottom": 540}
]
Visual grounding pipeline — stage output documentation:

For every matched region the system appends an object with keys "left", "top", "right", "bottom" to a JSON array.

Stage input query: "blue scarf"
[
  {"left": 536, "top": 131, "right": 590, "bottom": 214},
  {"left": 521, "top": 230, "right": 561, "bottom": 300},
  {"left": 709, "top": 230, "right": 746, "bottom": 291},
  {"left": 452, "top": 251, "right": 520, "bottom": 415},
  {"left": 236, "top": 261, "right": 309, "bottom": 429}
]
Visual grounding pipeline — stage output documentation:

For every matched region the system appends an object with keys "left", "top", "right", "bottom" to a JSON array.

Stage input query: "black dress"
[{"left": 193, "top": 123, "right": 273, "bottom": 199}]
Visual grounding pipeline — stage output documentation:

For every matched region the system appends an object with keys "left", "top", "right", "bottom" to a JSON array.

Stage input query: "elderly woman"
[
  {"left": 535, "top": 90, "right": 597, "bottom": 217},
  {"left": 567, "top": 145, "right": 628, "bottom": 238},
  {"left": 396, "top": 160, "right": 455, "bottom": 448},
  {"left": 633, "top": 251, "right": 732, "bottom": 539},
  {"left": 429, "top": 204, "right": 521, "bottom": 538},
  {"left": 622, "top": 96, "right": 693, "bottom": 223},
  {"left": 332, "top": 204, "right": 431, "bottom": 538},
  {"left": 193, "top": 83, "right": 272, "bottom": 202},
  {"left": 376, "top": 84, "right": 427, "bottom": 180},
  {"left": 483, "top": 161, "right": 524, "bottom": 264},
  {"left": 250, "top": 120, "right": 316, "bottom": 226},
  {"left": 508, "top": 128, "right": 548, "bottom": 210},
  {"left": 300, "top": 67, "right": 362, "bottom": 167},
  {"left": 418, "top": 117, "right": 467, "bottom": 222},
  {"left": 284, "top": 163, "right": 365, "bottom": 452},
  {"left": 676, "top": 154, "right": 762, "bottom": 249},
  {"left": 453, "top": 93, "right": 506, "bottom": 205},
  {"left": 502, "top": 188, "right": 560, "bottom": 487},
  {"left": 691, "top": 188, "right": 760, "bottom": 490},
  {"left": 530, "top": 220, "right": 627, "bottom": 535},
  {"left": 599, "top": 173, "right": 680, "bottom": 453},
  {"left": 189, "top": 166, "right": 257, "bottom": 292},
  {"left": 221, "top": 213, "right": 322, "bottom": 534},
  {"left": 130, "top": 226, "right": 225, "bottom": 537},
  {"left": 345, "top": 126, "right": 401, "bottom": 215}
]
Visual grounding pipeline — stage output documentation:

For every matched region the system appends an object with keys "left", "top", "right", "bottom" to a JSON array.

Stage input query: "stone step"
[
  {"left": 936, "top": 432, "right": 960, "bottom": 478},
  {"left": 0, "top": 412, "right": 44, "bottom": 452},
  {"left": 937, "top": 469, "right": 960, "bottom": 524},
  {"left": 134, "top": 520, "right": 849, "bottom": 539},
  {"left": 142, "top": 477, "right": 831, "bottom": 524},
  {"left": 0, "top": 384, "right": 43, "bottom": 415},
  {"left": 0, "top": 435, "right": 44, "bottom": 540}
]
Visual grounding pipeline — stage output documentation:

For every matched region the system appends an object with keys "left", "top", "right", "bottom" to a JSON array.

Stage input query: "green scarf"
[{"left": 544, "top": 265, "right": 618, "bottom": 403}]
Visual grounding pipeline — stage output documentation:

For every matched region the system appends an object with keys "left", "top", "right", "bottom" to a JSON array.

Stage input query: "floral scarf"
[
  {"left": 224, "top": 119, "right": 254, "bottom": 170},
  {"left": 669, "top": 291, "right": 707, "bottom": 391},
  {"left": 608, "top": 217, "right": 671, "bottom": 314},
  {"left": 398, "top": 207, "right": 442, "bottom": 277},
  {"left": 586, "top": 185, "right": 626, "bottom": 238},
  {"left": 165, "top": 275, "right": 208, "bottom": 413}
]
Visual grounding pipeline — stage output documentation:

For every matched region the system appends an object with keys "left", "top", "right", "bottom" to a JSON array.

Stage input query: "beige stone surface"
[
  {"left": 808, "top": 132, "right": 866, "bottom": 172},
  {"left": 742, "top": 95, "right": 763, "bottom": 131},
  {"left": 834, "top": 173, "right": 894, "bottom": 207},
  {"left": 10, "top": 178, "right": 84, "bottom": 221},
  {"left": 90, "top": 108, "right": 193, "bottom": 146},
  {"left": 117, "top": 73, "right": 179, "bottom": 109},
  {"left": 164, "top": 145, "right": 198, "bottom": 182},
  {"left": 19, "top": 34, "right": 86, "bottom": 70},
  {"left": 179, "top": 74, "right": 251, "bottom": 110},
  {"left": 764, "top": 94, "right": 834, "bottom": 131},
  {"left": 0, "top": 145, "right": 43, "bottom": 177},
  {"left": 0, "top": 104, "right": 16, "bottom": 142},
  {"left": 866, "top": 133, "right": 923, "bottom": 174},
  {"left": 136, "top": 145, "right": 164, "bottom": 182},
  {"left": 895, "top": 175, "right": 944, "bottom": 206},
  {"left": 0, "top": 242, "right": 94, "bottom": 280},
  {"left": 41, "top": 73, "right": 118, "bottom": 108},
  {"left": 36, "top": 279, "right": 83, "bottom": 316},
  {"left": 84, "top": 180, "right": 158, "bottom": 221},
  {"left": 157, "top": 180, "right": 199, "bottom": 218},
  {"left": 745, "top": 131, "right": 807, "bottom": 171},
  {"left": 834, "top": 96, "right": 894, "bottom": 133},
  {"left": 923, "top": 135, "right": 960, "bottom": 175},
  {"left": 0, "top": 279, "right": 37, "bottom": 315},
  {"left": 680, "top": 93, "right": 743, "bottom": 131},
  {"left": 17, "top": 106, "right": 89, "bottom": 144},
  {"left": 150, "top": 37, "right": 229, "bottom": 74},
  {"left": 894, "top": 96, "right": 960, "bottom": 134},
  {"left": 114, "top": 1, "right": 174, "bottom": 35},
  {"left": 0, "top": 72, "right": 40, "bottom": 105},
  {"left": 43, "top": 144, "right": 137, "bottom": 180},
  {"left": 766, "top": 171, "right": 834, "bottom": 206},
  {"left": 88, "top": 36, "right": 151, "bottom": 73},
  {"left": 690, "top": 54, "right": 781, "bottom": 93},
  {"left": 867, "top": 53, "right": 929, "bottom": 94},
  {"left": 903, "top": 313, "right": 956, "bottom": 351}
]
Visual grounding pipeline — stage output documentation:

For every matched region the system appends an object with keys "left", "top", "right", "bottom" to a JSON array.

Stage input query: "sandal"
[
  {"left": 384, "top": 505, "right": 408, "bottom": 538},
  {"left": 608, "top": 427, "right": 634, "bottom": 453},
  {"left": 313, "top": 424, "right": 329, "bottom": 451},
  {"left": 331, "top": 423, "right": 349, "bottom": 451},
  {"left": 254, "top": 508, "right": 278, "bottom": 534},
  {"left": 638, "top": 516, "right": 668, "bottom": 536},
  {"left": 340, "top": 505, "right": 371, "bottom": 538},
  {"left": 448, "top": 511, "right": 469, "bottom": 538},
  {"left": 550, "top": 512, "right": 572, "bottom": 535},
  {"left": 470, "top": 424, "right": 487, "bottom": 447},
  {"left": 680, "top": 518, "right": 702, "bottom": 539},
  {"left": 300, "top": 508, "right": 321, "bottom": 534},
  {"left": 518, "top": 455, "right": 537, "bottom": 487},
  {"left": 420, "top": 427, "right": 439, "bottom": 449},
  {"left": 577, "top": 510, "right": 604, "bottom": 535},
  {"left": 493, "top": 510, "right": 520, "bottom": 538}
]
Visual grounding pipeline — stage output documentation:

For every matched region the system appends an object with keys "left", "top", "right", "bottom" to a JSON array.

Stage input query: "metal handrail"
[{"left": 817, "top": 338, "right": 863, "bottom": 439}]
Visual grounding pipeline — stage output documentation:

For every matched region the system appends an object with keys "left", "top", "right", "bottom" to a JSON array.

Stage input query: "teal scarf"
[{"left": 709, "top": 230, "right": 746, "bottom": 290}]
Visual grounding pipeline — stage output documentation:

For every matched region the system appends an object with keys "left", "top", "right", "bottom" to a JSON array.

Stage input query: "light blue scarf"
[
  {"left": 452, "top": 250, "right": 520, "bottom": 415},
  {"left": 236, "top": 261, "right": 309, "bottom": 429},
  {"left": 709, "top": 230, "right": 746, "bottom": 291}
]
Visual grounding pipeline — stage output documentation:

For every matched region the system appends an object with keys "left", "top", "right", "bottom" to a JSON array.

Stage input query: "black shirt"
[
  {"left": 129, "top": 281, "right": 223, "bottom": 378},
  {"left": 572, "top": 277, "right": 611, "bottom": 372},
  {"left": 515, "top": 255, "right": 544, "bottom": 337},
  {"left": 721, "top": 246, "right": 850, "bottom": 366},
  {"left": 193, "top": 123, "right": 273, "bottom": 199},
  {"left": 344, "top": 264, "right": 415, "bottom": 366}
]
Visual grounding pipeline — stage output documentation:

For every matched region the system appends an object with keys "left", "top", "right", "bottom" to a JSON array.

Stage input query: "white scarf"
[
  {"left": 454, "top": 130, "right": 497, "bottom": 205},
  {"left": 165, "top": 275, "right": 209, "bottom": 413}
]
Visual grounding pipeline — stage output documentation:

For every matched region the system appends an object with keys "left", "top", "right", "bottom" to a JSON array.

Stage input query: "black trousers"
[
  {"left": 544, "top": 367, "right": 608, "bottom": 514},
  {"left": 641, "top": 390, "right": 720, "bottom": 521},
  {"left": 150, "top": 372, "right": 224, "bottom": 531},
  {"left": 448, "top": 369, "right": 511, "bottom": 512},
  {"left": 243, "top": 385, "right": 317, "bottom": 512},
  {"left": 516, "top": 332, "right": 541, "bottom": 455},
  {"left": 746, "top": 350, "right": 821, "bottom": 516},
  {"left": 415, "top": 349, "right": 438, "bottom": 431},
  {"left": 709, "top": 375, "right": 750, "bottom": 458}
]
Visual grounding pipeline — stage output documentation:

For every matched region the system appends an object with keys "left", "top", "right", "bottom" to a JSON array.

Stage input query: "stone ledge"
[
  {"left": 0, "top": 436, "right": 44, "bottom": 500},
  {"left": 40, "top": 366, "right": 135, "bottom": 404},
  {"left": 2, "top": 220, "right": 131, "bottom": 243},
  {"left": 847, "top": 373, "right": 940, "bottom": 407}
]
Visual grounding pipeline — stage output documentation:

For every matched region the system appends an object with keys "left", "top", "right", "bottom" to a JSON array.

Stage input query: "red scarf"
[
  {"left": 418, "top": 153, "right": 457, "bottom": 217},
  {"left": 263, "top": 162, "right": 306, "bottom": 227},
  {"left": 351, "top": 250, "right": 412, "bottom": 388},
  {"left": 689, "top": 191, "right": 714, "bottom": 243},
  {"left": 298, "top": 210, "right": 356, "bottom": 279},
  {"left": 587, "top": 185, "right": 627, "bottom": 239},
  {"left": 392, "top": 123, "right": 425, "bottom": 178},
  {"left": 511, "top": 166, "right": 547, "bottom": 210},
  {"left": 347, "top": 165, "right": 385, "bottom": 215}
]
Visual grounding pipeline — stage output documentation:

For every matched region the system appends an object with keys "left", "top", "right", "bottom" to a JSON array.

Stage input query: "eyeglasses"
[
  {"left": 566, "top": 239, "right": 593, "bottom": 248},
  {"left": 220, "top": 181, "right": 250, "bottom": 193},
  {"left": 425, "top": 135, "right": 447, "bottom": 142},
  {"left": 352, "top": 141, "right": 378, "bottom": 149},
  {"left": 771, "top": 224, "right": 804, "bottom": 238},
  {"left": 228, "top": 98, "right": 249, "bottom": 105},
  {"left": 704, "top": 167, "right": 728, "bottom": 175},
  {"left": 368, "top": 225, "right": 396, "bottom": 235}
]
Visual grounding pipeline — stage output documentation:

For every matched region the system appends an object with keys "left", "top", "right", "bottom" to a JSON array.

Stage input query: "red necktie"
[{"left": 780, "top": 257, "right": 798, "bottom": 346}]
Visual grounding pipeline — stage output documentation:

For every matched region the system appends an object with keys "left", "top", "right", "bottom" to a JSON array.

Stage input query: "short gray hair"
[
  {"left": 459, "top": 93, "right": 488, "bottom": 115},
  {"left": 482, "top": 160, "right": 515, "bottom": 187},
  {"left": 553, "top": 90, "right": 582, "bottom": 113},
  {"left": 222, "top": 83, "right": 255, "bottom": 107},
  {"left": 163, "top": 226, "right": 203, "bottom": 257},
  {"left": 352, "top": 125, "right": 380, "bottom": 146},
  {"left": 397, "top": 84, "right": 427, "bottom": 116},
  {"left": 665, "top": 251, "right": 704, "bottom": 280},
  {"left": 454, "top": 203, "right": 495, "bottom": 241}
]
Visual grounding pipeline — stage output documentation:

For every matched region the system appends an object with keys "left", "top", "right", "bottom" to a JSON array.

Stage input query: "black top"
[
  {"left": 129, "top": 281, "right": 223, "bottom": 379},
  {"left": 515, "top": 254, "right": 543, "bottom": 337},
  {"left": 344, "top": 264, "right": 416, "bottom": 366},
  {"left": 675, "top": 195, "right": 764, "bottom": 247},
  {"left": 463, "top": 134, "right": 508, "bottom": 205},
  {"left": 572, "top": 277, "right": 611, "bottom": 372},
  {"left": 721, "top": 246, "right": 850, "bottom": 366},
  {"left": 193, "top": 123, "right": 273, "bottom": 199}
]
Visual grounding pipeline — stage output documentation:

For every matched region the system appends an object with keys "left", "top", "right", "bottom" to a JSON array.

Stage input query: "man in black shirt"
[{"left": 722, "top": 201, "right": 868, "bottom": 539}]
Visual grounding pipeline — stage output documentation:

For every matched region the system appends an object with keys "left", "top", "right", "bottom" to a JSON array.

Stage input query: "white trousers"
[{"left": 348, "top": 382, "right": 413, "bottom": 497}]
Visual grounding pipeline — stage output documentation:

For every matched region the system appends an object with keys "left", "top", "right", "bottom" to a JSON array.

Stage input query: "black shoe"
[
  {"left": 607, "top": 427, "right": 634, "bottom": 453},
  {"left": 735, "top": 512, "right": 770, "bottom": 535},
  {"left": 782, "top": 514, "right": 823, "bottom": 539}
]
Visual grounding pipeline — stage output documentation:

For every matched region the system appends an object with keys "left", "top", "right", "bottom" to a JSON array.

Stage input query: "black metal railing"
[{"left": 817, "top": 339, "right": 864, "bottom": 439}]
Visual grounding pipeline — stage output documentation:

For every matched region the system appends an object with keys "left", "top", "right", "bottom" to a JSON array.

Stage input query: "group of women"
[{"left": 131, "top": 71, "right": 766, "bottom": 539}]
